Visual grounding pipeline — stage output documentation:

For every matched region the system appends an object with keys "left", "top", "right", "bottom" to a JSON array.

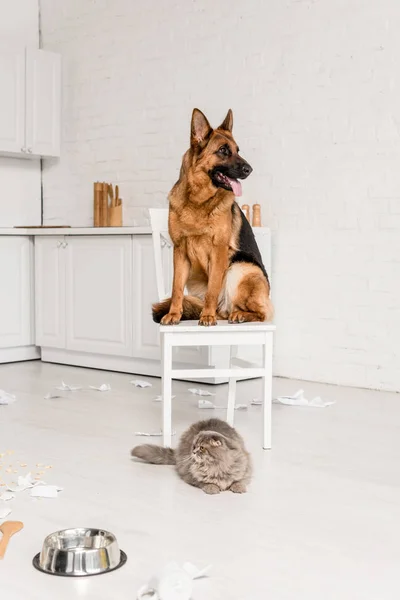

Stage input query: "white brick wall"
[{"left": 40, "top": 0, "right": 400, "bottom": 391}]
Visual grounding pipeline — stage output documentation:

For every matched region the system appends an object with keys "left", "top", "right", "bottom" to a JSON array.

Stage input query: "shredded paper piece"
[
  {"left": 56, "top": 381, "right": 82, "bottom": 391},
  {"left": 6, "top": 472, "right": 45, "bottom": 492},
  {"left": 188, "top": 388, "right": 215, "bottom": 396},
  {"left": 131, "top": 380, "right": 152, "bottom": 388},
  {"left": 153, "top": 395, "right": 176, "bottom": 402},
  {"left": 0, "top": 492, "right": 15, "bottom": 501},
  {"left": 198, "top": 399, "right": 248, "bottom": 410},
  {"left": 134, "top": 430, "right": 176, "bottom": 437},
  {"left": 44, "top": 392, "right": 63, "bottom": 400},
  {"left": 89, "top": 383, "right": 111, "bottom": 392},
  {"left": 0, "top": 506, "right": 12, "bottom": 520},
  {"left": 251, "top": 398, "right": 263, "bottom": 406},
  {"left": 137, "top": 562, "right": 211, "bottom": 600},
  {"left": 0, "top": 390, "right": 16, "bottom": 405},
  {"left": 275, "top": 389, "right": 335, "bottom": 408},
  {"left": 31, "top": 485, "right": 63, "bottom": 499}
]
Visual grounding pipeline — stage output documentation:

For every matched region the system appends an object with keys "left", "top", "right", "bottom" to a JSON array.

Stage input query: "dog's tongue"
[{"left": 227, "top": 177, "right": 242, "bottom": 197}]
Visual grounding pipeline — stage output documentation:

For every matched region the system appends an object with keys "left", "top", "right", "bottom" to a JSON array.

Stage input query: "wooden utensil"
[
  {"left": 108, "top": 183, "right": 115, "bottom": 208},
  {"left": 101, "top": 182, "right": 108, "bottom": 227},
  {"left": 115, "top": 185, "right": 119, "bottom": 206},
  {"left": 94, "top": 182, "right": 102, "bottom": 227},
  {"left": 252, "top": 203, "right": 262, "bottom": 227},
  {"left": 0, "top": 521, "right": 24, "bottom": 559},
  {"left": 241, "top": 204, "right": 250, "bottom": 222}
]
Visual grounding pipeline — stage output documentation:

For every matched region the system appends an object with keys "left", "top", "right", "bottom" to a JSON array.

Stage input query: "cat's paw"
[
  {"left": 202, "top": 483, "right": 221, "bottom": 495},
  {"left": 230, "top": 481, "right": 247, "bottom": 494}
]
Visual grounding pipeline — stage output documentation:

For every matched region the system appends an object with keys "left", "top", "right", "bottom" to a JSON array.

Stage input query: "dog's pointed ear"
[
  {"left": 219, "top": 109, "right": 233, "bottom": 132},
  {"left": 191, "top": 109, "right": 212, "bottom": 146}
]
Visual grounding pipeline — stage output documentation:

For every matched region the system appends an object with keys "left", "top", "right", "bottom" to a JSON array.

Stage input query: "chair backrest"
[{"left": 149, "top": 208, "right": 171, "bottom": 301}]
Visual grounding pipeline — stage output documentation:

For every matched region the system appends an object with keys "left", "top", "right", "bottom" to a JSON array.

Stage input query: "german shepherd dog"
[{"left": 152, "top": 108, "right": 273, "bottom": 326}]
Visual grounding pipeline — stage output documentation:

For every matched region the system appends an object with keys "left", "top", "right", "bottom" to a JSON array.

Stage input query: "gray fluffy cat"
[{"left": 131, "top": 418, "right": 252, "bottom": 494}]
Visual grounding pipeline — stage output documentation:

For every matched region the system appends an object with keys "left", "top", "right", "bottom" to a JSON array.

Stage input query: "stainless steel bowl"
[{"left": 32, "top": 528, "right": 127, "bottom": 577}]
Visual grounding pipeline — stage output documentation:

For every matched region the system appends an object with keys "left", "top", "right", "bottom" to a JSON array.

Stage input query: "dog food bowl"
[{"left": 32, "top": 528, "right": 127, "bottom": 577}]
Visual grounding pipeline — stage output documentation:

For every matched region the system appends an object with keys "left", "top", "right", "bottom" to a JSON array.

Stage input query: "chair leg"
[
  {"left": 161, "top": 334, "right": 172, "bottom": 447},
  {"left": 262, "top": 332, "right": 273, "bottom": 449},
  {"left": 227, "top": 345, "right": 236, "bottom": 426}
]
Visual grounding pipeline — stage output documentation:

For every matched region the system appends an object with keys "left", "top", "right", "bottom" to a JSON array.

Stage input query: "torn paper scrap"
[
  {"left": 134, "top": 431, "right": 176, "bottom": 437},
  {"left": 0, "top": 390, "right": 16, "bottom": 405},
  {"left": 56, "top": 381, "right": 82, "bottom": 391},
  {"left": 44, "top": 392, "right": 63, "bottom": 399},
  {"left": 89, "top": 384, "right": 111, "bottom": 392},
  {"left": 198, "top": 399, "right": 247, "bottom": 410},
  {"left": 131, "top": 380, "right": 152, "bottom": 388},
  {"left": 198, "top": 399, "right": 219, "bottom": 409},
  {"left": 153, "top": 395, "right": 176, "bottom": 402},
  {"left": 0, "top": 506, "right": 12, "bottom": 520},
  {"left": 251, "top": 398, "right": 263, "bottom": 406},
  {"left": 188, "top": 388, "right": 215, "bottom": 396},
  {"left": 6, "top": 472, "right": 45, "bottom": 492},
  {"left": 31, "top": 485, "right": 63, "bottom": 499},
  {"left": 0, "top": 492, "right": 15, "bottom": 501},
  {"left": 136, "top": 584, "right": 159, "bottom": 599},
  {"left": 274, "top": 389, "right": 335, "bottom": 408},
  {"left": 183, "top": 561, "right": 212, "bottom": 579}
]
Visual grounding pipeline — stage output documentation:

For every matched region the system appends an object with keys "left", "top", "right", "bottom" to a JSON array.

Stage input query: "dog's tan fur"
[{"left": 153, "top": 108, "right": 273, "bottom": 326}]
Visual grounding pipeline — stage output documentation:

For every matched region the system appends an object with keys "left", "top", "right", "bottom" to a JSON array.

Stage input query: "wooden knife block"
[{"left": 108, "top": 203, "right": 122, "bottom": 227}]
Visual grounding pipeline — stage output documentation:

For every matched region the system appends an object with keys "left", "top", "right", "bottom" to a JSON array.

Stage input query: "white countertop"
[{"left": 0, "top": 226, "right": 152, "bottom": 236}]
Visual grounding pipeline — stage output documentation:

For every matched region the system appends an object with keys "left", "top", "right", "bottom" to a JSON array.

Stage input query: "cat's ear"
[{"left": 209, "top": 437, "right": 222, "bottom": 447}]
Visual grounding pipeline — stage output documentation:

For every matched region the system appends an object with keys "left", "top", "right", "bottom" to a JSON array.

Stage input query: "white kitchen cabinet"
[
  {"left": 0, "top": 48, "right": 61, "bottom": 158},
  {"left": 65, "top": 236, "right": 133, "bottom": 356},
  {"left": 0, "top": 236, "right": 38, "bottom": 363},
  {"left": 34, "top": 236, "right": 66, "bottom": 348},
  {"left": 26, "top": 49, "right": 61, "bottom": 158},
  {"left": 131, "top": 236, "right": 160, "bottom": 360}
]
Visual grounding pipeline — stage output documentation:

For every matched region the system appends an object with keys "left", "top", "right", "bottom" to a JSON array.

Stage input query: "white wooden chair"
[{"left": 149, "top": 208, "right": 275, "bottom": 449}]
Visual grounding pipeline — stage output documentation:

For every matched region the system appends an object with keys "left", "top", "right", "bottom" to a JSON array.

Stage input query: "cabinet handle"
[
  {"left": 21, "top": 147, "right": 27, "bottom": 153},
  {"left": 27, "top": 147, "right": 33, "bottom": 154},
  {"left": 62, "top": 241, "right": 68, "bottom": 248},
  {"left": 57, "top": 241, "right": 62, "bottom": 248}
]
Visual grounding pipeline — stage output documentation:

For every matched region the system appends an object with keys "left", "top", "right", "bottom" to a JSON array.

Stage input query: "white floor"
[{"left": 0, "top": 361, "right": 399, "bottom": 599}]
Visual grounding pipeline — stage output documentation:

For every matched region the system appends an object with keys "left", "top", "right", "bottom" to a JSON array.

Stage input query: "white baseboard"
[{"left": 0, "top": 346, "right": 40, "bottom": 364}]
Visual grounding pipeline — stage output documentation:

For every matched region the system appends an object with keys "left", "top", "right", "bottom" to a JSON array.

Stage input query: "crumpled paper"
[
  {"left": 131, "top": 380, "right": 152, "bottom": 388},
  {"left": 134, "top": 431, "right": 176, "bottom": 437},
  {"left": 56, "top": 381, "right": 82, "bottom": 391},
  {"left": 31, "top": 484, "right": 63, "bottom": 499},
  {"left": 89, "top": 384, "right": 111, "bottom": 392},
  {"left": 198, "top": 399, "right": 248, "bottom": 410},
  {"left": 0, "top": 492, "right": 15, "bottom": 501},
  {"left": 6, "top": 472, "right": 45, "bottom": 492},
  {"left": 0, "top": 390, "right": 16, "bottom": 405},
  {"left": 0, "top": 506, "right": 12, "bottom": 520},
  {"left": 275, "top": 389, "right": 335, "bottom": 408},
  {"left": 153, "top": 395, "right": 176, "bottom": 402},
  {"left": 188, "top": 388, "right": 215, "bottom": 396},
  {"left": 137, "top": 562, "right": 211, "bottom": 600}
]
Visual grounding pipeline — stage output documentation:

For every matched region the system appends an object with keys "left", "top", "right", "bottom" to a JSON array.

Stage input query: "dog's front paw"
[
  {"left": 230, "top": 481, "right": 247, "bottom": 494},
  {"left": 161, "top": 312, "right": 181, "bottom": 325},
  {"left": 199, "top": 313, "right": 217, "bottom": 326},
  {"left": 202, "top": 483, "right": 221, "bottom": 494}
]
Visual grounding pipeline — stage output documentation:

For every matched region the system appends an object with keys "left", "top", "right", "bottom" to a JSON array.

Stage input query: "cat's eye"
[{"left": 199, "top": 445, "right": 205, "bottom": 452}]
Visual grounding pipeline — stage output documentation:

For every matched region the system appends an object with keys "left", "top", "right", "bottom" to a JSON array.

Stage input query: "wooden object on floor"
[
  {"left": 241, "top": 204, "right": 250, "bottom": 222},
  {"left": 0, "top": 521, "right": 24, "bottom": 559},
  {"left": 94, "top": 182, "right": 102, "bottom": 227},
  {"left": 252, "top": 203, "right": 261, "bottom": 227}
]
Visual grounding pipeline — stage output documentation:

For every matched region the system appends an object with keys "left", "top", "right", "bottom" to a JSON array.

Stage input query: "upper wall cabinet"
[{"left": 0, "top": 48, "right": 61, "bottom": 158}]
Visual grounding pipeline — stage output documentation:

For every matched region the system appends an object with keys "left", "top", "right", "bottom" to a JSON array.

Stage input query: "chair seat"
[{"left": 160, "top": 320, "right": 276, "bottom": 333}]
